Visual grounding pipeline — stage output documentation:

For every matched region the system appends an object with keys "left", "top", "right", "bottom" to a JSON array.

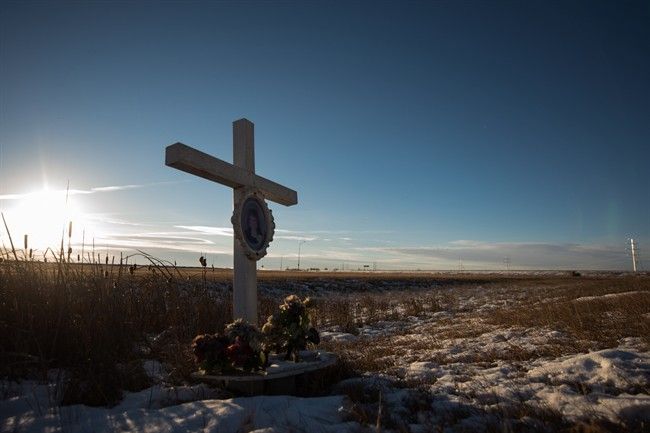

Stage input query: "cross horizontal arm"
[
  {"left": 252, "top": 173, "right": 298, "bottom": 206},
  {"left": 166, "top": 143, "right": 248, "bottom": 189},
  {"left": 165, "top": 142, "right": 298, "bottom": 206}
]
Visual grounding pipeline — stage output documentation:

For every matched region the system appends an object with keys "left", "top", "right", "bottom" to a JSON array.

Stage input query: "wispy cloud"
[
  {"left": 106, "top": 232, "right": 215, "bottom": 245},
  {"left": 268, "top": 228, "right": 394, "bottom": 242},
  {"left": 266, "top": 245, "right": 370, "bottom": 262},
  {"left": 176, "top": 225, "right": 319, "bottom": 241},
  {"left": 0, "top": 181, "right": 185, "bottom": 201},
  {"left": 88, "top": 237, "right": 228, "bottom": 255},
  {"left": 175, "top": 225, "right": 233, "bottom": 237},
  {"left": 86, "top": 229, "right": 229, "bottom": 255},
  {"left": 84, "top": 213, "right": 147, "bottom": 227},
  {"left": 358, "top": 241, "right": 630, "bottom": 270},
  {"left": 176, "top": 226, "right": 320, "bottom": 241},
  {"left": 274, "top": 235, "right": 318, "bottom": 241},
  {"left": 275, "top": 229, "right": 394, "bottom": 236},
  {"left": 90, "top": 184, "right": 152, "bottom": 192}
]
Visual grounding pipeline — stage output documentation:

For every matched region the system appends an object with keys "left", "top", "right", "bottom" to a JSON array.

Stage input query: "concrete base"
[{"left": 191, "top": 351, "right": 337, "bottom": 396}]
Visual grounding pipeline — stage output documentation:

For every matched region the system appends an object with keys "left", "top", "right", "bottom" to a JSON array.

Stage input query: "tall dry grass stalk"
[{"left": 1, "top": 222, "right": 232, "bottom": 405}]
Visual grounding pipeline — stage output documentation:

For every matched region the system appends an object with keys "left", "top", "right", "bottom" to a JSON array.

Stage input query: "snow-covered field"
[{"left": 2, "top": 273, "right": 649, "bottom": 432}]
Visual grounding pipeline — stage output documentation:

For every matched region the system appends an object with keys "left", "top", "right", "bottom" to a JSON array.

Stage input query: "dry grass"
[
  {"left": 322, "top": 275, "right": 649, "bottom": 433},
  {"left": 488, "top": 277, "right": 650, "bottom": 349},
  {"left": 0, "top": 256, "right": 232, "bottom": 405},
  {"left": 2, "top": 241, "right": 649, "bottom": 433},
  {"left": 322, "top": 276, "right": 649, "bottom": 374}
]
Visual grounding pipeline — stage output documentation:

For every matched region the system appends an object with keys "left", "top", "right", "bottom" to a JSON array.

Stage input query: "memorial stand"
[{"left": 165, "top": 119, "right": 336, "bottom": 395}]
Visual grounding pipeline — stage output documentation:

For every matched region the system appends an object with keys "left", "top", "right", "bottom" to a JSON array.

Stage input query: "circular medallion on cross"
[{"left": 232, "top": 190, "right": 275, "bottom": 261}]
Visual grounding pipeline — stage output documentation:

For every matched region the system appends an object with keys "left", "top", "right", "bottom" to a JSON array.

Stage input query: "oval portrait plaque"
[{"left": 232, "top": 192, "right": 275, "bottom": 260}]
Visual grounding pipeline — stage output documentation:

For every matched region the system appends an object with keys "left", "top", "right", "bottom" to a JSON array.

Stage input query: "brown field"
[{"left": 1, "top": 256, "right": 649, "bottom": 431}]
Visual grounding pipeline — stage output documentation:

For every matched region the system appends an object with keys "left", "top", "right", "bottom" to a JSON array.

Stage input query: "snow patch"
[
  {"left": 404, "top": 362, "right": 443, "bottom": 382},
  {"left": 527, "top": 349, "right": 649, "bottom": 394},
  {"left": 1, "top": 385, "right": 357, "bottom": 433},
  {"left": 319, "top": 331, "right": 358, "bottom": 343},
  {"left": 573, "top": 290, "right": 645, "bottom": 302},
  {"left": 526, "top": 349, "right": 650, "bottom": 423}
]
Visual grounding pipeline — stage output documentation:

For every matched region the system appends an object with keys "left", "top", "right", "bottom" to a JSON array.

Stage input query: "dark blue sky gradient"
[{"left": 1, "top": 1, "right": 648, "bottom": 269}]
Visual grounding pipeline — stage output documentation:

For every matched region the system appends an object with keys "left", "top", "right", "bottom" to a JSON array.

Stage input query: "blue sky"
[{"left": 1, "top": 1, "right": 648, "bottom": 270}]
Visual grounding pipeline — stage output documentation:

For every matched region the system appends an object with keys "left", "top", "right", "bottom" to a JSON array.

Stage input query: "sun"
[{"left": 2, "top": 188, "right": 90, "bottom": 257}]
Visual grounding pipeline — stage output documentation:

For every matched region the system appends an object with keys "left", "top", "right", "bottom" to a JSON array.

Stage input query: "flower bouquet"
[
  {"left": 191, "top": 319, "right": 266, "bottom": 375},
  {"left": 261, "top": 295, "right": 320, "bottom": 362}
]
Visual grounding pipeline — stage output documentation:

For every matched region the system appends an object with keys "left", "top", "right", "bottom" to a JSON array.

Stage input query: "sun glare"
[{"left": 3, "top": 188, "right": 91, "bottom": 256}]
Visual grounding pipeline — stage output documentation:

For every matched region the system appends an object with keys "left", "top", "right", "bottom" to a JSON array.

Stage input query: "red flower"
[{"left": 226, "top": 337, "right": 255, "bottom": 367}]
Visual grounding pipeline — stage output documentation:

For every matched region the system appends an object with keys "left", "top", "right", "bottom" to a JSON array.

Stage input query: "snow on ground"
[
  {"left": 1, "top": 381, "right": 356, "bottom": 433},
  {"left": 320, "top": 330, "right": 358, "bottom": 343},
  {"left": 3, "top": 278, "right": 649, "bottom": 432},
  {"left": 573, "top": 290, "right": 644, "bottom": 303},
  {"left": 384, "top": 329, "right": 649, "bottom": 426},
  {"left": 316, "top": 280, "right": 649, "bottom": 430},
  {"left": 3, "top": 348, "right": 648, "bottom": 433},
  {"left": 525, "top": 349, "right": 650, "bottom": 422}
]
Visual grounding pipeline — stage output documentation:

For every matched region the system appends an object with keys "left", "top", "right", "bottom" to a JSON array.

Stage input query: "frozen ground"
[
  {"left": 2, "top": 274, "right": 649, "bottom": 432},
  {"left": 1, "top": 379, "right": 356, "bottom": 433}
]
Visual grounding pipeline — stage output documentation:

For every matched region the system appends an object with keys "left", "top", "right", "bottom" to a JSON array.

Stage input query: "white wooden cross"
[{"left": 165, "top": 118, "right": 297, "bottom": 325}]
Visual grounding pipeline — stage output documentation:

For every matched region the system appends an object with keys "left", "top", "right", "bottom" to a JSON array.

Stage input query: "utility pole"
[
  {"left": 280, "top": 256, "right": 283, "bottom": 271},
  {"left": 630, "top": 238, "right": 638, "bottom": 273},
  {"left": 297, "top": 240, "right": 306, "bottom": 271}
]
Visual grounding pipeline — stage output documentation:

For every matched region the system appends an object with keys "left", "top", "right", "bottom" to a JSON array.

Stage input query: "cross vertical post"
[
  {"left": 165, "top": 118, "right": 297, "bottom": 327},
  {"left": 232, "top": 119, "right": 258, "bottom": 324}
]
